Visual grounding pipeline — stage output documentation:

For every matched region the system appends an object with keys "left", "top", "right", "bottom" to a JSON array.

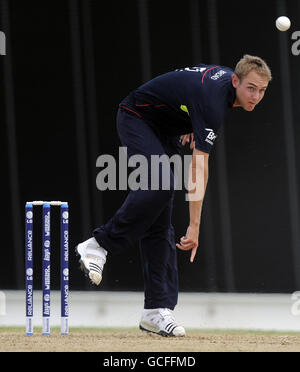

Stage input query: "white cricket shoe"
[
  {"left": 139, "top": 308, "right": 186, "bottom": 337},
  {"left": 75, "top": 237, "right": 107, "bottom": 285}
]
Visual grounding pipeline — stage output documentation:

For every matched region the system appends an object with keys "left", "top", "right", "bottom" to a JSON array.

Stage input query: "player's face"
[{"left": 232, "top": 71, "right": 269, "bottom": 111}]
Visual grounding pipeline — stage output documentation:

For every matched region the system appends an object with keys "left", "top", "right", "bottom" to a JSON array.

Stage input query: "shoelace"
[
  {"left": 86, "top": 254, "right": 106, "bottom": 264},
  {"left": 153, "top": 309, "right": 176, "bottom": 327}
]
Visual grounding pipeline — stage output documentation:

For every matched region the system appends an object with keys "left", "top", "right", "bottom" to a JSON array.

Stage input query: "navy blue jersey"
[{"left": 119, "top": 64, "right": 236, "bottom": 153}]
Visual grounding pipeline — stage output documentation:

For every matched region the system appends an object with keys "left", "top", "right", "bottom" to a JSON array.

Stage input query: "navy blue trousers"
[{"left": 93, "top": 108, "right": 180, "bottom": 310}]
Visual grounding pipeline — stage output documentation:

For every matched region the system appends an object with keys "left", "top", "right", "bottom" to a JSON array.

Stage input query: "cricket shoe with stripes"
[
  {"left": 139, "top": 308, "right": 186, "bottom": 337},
  {"left": 75, "top": 237, "right": 107, "bottom": 286}
]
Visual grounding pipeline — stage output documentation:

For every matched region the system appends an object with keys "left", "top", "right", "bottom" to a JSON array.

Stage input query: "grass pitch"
[{"left": 0, "top": 327, "right": 300, "bottom": 352}]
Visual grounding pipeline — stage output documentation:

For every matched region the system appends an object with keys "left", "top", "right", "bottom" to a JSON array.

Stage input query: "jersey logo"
[
  {"left": 205, "top": 128, "right": 217, "bottom": 145},
  {"left": 211, "top": 70, "right": 227, "bottom": 80},
  {"left": 180, "top": 105, "right": 190, "bottom": 115}
]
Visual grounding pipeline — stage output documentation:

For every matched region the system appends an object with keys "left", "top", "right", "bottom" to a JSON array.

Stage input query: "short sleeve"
[{"left": 188, "top": 104, "right": 217, "bottom": 154}]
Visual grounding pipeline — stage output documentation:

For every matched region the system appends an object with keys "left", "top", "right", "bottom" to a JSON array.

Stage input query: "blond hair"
[{"left": 234, "top": 55, "right": 272, "bottom": 82}]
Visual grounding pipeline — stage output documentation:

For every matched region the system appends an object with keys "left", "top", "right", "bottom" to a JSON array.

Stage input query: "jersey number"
[{"left": 176, "top": 67, "right": 207, "bottom": 73}]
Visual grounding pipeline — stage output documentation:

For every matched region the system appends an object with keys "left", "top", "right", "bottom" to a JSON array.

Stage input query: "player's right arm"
[{"left": 176, "top": 148, "right": 209, "bottom": 262}]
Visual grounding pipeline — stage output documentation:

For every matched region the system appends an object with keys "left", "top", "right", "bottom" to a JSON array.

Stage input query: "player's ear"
[{"left": 232, "top": 73, "right": 240, "bottom": 88}]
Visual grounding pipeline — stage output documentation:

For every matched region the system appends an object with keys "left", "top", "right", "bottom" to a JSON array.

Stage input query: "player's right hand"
[{"left": 176, "top": 224, "right": 199, "bottom": 263}]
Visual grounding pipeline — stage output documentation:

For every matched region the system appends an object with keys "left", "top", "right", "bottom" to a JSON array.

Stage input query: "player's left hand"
[{"left": 180, "top": 133, "right": 195, "bottom": 150}]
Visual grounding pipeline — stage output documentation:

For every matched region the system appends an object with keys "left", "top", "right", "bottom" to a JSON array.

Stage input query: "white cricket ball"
[{"left": 276, "top": 16, "right": 291, "bottom": 32}]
